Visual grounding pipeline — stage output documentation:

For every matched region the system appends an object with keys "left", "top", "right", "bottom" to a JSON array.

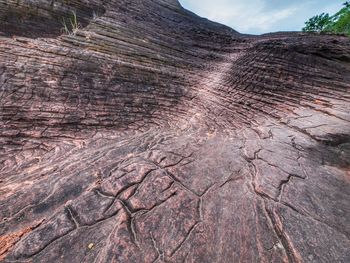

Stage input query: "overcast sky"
[{"left": 179, "top": 0, "right": 345, "bottom": 34}]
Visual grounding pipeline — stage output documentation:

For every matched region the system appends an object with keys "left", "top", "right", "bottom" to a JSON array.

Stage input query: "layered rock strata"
[{"left": 0, "top": 0, "right": 350, "bottom": 262}]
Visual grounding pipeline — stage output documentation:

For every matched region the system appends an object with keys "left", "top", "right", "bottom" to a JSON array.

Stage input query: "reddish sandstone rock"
[{"left": 0, "top": 0, "right": 349, "bottom": 262}]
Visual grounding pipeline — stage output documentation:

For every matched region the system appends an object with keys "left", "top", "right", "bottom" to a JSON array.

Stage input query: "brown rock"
[{"left": 0, "top": 0, "right": 349, "bottom": 262}]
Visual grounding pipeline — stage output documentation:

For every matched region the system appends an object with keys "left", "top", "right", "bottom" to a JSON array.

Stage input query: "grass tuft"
[{"left": 61, "top": 10, "right": 80, "bottom": 35}]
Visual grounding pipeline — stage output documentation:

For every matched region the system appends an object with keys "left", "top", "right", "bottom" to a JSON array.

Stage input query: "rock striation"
[{"left": 0, "top": 0, "right": 350, "bottom": 262}]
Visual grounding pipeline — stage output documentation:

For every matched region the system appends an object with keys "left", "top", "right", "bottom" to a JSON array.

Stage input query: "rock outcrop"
[{"left": 0, "top": 0, "right": 350, "bottom": 262}]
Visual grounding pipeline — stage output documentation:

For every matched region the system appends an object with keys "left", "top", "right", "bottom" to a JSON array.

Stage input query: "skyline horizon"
[{"left": 180, "top": 0, "right": 346, "bottom": 34}]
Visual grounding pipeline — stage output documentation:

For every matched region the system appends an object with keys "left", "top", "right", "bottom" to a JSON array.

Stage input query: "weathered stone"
[{"left": 0, "top": 0, "right": 349, "bottom": 262}]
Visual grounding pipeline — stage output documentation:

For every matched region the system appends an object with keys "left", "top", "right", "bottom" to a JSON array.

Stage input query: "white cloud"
[{"left": 240, "top": 6, "right": 298, "bottom": 32}]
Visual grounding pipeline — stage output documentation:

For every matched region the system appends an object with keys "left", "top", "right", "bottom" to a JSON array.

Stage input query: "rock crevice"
[{"left": 0, "top": 0, "right": 350, "bottom": 262}]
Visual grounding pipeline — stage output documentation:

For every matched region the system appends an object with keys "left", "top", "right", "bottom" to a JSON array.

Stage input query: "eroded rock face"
[{"left": 0, "top": 0, "right": 350, "bottom": 262}]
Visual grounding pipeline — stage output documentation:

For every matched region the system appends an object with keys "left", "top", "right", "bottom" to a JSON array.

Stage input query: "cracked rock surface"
[{"left": 0, "top": 0, "right": 350, "bottom": 262}]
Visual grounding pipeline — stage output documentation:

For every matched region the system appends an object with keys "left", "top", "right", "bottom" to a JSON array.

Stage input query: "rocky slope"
[{"left": 0, "top": 0, "right": 350, "bottom": 262}]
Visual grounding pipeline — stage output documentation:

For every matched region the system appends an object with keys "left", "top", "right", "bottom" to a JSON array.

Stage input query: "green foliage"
[
  {"left": 303, "top": 13, "right": 332, "bottom": 32},
  {"left": 303, "top": 1, "right": 350, "bottom": 36}
]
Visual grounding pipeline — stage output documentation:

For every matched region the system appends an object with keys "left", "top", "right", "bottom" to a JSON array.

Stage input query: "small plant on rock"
[{"left": 62, "top": 10, "right": 80, "bottom": 35}]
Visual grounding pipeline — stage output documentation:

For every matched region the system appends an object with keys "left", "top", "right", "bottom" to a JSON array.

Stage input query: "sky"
[{"left": 179, "top": 0, "right": 346, "bottom": 34}]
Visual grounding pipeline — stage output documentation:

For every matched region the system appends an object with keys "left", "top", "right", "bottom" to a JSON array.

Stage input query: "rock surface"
[{"left": 0, "top": 0, "right": 350, "bottom": 262}]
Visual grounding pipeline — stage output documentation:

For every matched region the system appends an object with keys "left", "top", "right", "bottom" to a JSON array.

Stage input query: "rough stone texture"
[{"left": 0, "top": 0, "right": 350, "bottom": 262}]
